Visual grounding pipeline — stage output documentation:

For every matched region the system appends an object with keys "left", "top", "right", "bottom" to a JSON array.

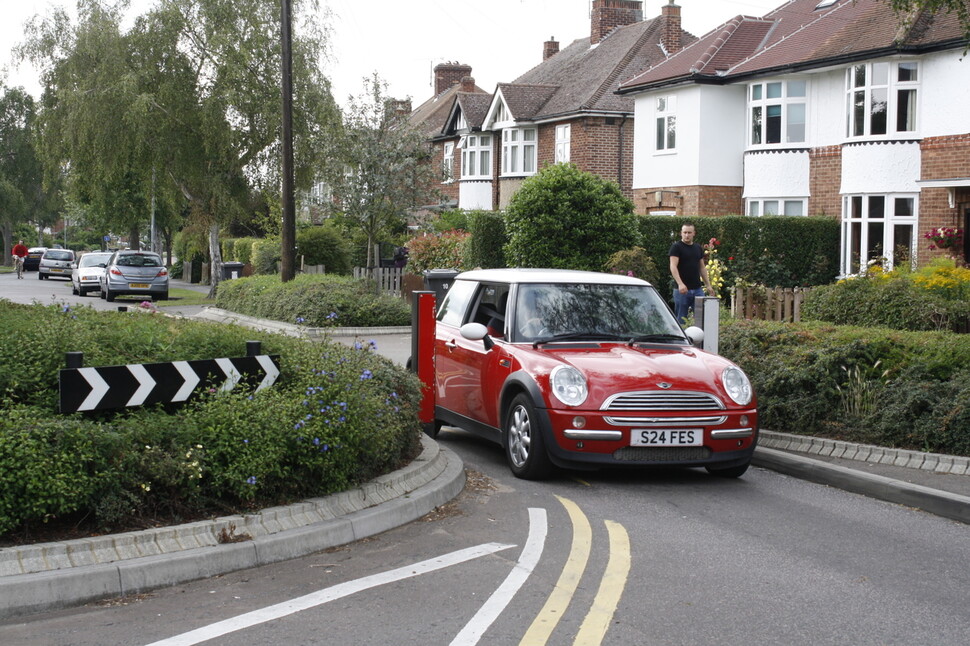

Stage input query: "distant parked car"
[
  {"left": 100, "top": 250, "right": 169, "bottom": 302},
  {"left": 38, "top": 248, "right": 76, "bottom": 280},
  {"left": 23, "top": 247, "right": 47, "bottom": 271},
  {"left": 71, "top": 251, "right": 113, "bottom": 296}
]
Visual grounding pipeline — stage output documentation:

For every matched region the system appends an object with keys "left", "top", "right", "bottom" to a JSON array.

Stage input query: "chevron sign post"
[{"left": 59, "top": 350, "right": 280, "bottom": 413}]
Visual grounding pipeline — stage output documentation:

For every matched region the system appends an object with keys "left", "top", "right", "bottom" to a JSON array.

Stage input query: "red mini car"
[{"left": 432, "top": 269, "right": 758, "bottom": 480}]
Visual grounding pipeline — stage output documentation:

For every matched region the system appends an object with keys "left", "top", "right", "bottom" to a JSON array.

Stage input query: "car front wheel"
[{"left": 504, "top": 394, "right": 553, "bottom": 480}]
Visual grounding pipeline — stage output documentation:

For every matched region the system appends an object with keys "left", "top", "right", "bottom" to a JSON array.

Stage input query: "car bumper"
[
  {"left": 40, "top": 266, "right": 72, "bottom": 278},
  {"left": 541, "top": 407, "right": 759, "bottom": 470},
  {"left": 103, "top": 276, "right": 169, "bottom": 295}
]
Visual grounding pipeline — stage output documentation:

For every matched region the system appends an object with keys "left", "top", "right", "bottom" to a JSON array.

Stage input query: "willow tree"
[{"left": 21, "top": 0, "right": 341, "bottom": 292}]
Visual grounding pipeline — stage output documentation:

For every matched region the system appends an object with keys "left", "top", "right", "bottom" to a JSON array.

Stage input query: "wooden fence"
[
  {"left": 353, "top": 267, "right": 425, "bottom": 301},
  {"left": 731, "top": 286, "right": 812, "bottom": 323}
]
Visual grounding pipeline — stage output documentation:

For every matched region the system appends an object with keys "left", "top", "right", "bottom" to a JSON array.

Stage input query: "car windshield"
[
  {"left": 79, "top": 254, "right": 111, "bottom": 267},
  {"left": 116, "top": 254, "right": 161, "bottom": 267},
  {"left": 512, "top": 282, "right": 686, "bottom": 344}
]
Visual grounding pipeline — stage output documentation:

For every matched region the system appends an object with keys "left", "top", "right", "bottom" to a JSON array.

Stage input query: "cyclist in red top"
[{"left": 11, "top": 240, "right": 29, "bottom": 279}]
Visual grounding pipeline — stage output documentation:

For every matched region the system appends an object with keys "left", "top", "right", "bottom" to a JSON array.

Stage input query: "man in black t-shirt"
[{"left": 668, "top": 223, "right": 714, "bottom": 324}]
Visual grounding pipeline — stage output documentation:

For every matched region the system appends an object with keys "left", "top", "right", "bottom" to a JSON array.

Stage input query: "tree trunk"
[{"left": 207, "top": 221, "right": 222, "bottom": 299}]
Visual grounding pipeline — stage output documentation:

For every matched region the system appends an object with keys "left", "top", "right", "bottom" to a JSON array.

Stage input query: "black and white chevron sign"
[{"left": 59, "top": 355, "right": 280, "bottom": 413}]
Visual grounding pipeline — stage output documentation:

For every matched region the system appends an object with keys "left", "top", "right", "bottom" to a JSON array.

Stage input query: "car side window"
[
  {"left": 436, "top": 280, "right": 477, "bottom": 328},
  {"left": 469, "top": 284, "right": 510, "bottom": 338}
]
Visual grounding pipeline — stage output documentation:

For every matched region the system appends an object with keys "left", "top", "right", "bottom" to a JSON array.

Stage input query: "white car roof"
[{"left": 454, "top": 268, "right": 652, "bottom": 287}]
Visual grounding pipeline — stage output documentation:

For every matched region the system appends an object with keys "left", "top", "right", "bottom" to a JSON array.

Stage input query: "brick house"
[
  {"left": 431, "top": 0, "right": 696, "bottom": 211},
  {"left": 617, "top": 0, "right": 970, "bottom": 272}
]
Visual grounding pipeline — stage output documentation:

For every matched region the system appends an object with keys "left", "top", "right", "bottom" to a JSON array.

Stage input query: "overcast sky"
[{"left": 2, "top": 0, "right": 784, "bottom": 107}]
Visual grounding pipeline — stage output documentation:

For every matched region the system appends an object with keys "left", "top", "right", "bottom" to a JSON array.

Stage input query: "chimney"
[
  {"left": 661, "top": 1, "right": 683, "bottom": 55},
  {"left": 543, "top": 37, "right": 560, "bottom": 60},
  {"left": 387, "top": 99, "right": 412, "bottom": 118},
  {"left": 460, "top": 76, "right": 476, "bottom": 93},
  {"left": 434, "top": 62, "right": 473, "bottom": 95},
  {"left": 591, "top": 0, "right": 643, "bottom": 44}
]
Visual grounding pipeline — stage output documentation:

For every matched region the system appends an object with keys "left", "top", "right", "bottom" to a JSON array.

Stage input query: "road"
[
  {"left": 3, "top": 429, "right": 970, "bottom": 645},
  {"left": 3, "top": 268, "right": 970, "bottom": 644},
  {"left": 0, "top": 267, "right": 190, "bottom": 312}
]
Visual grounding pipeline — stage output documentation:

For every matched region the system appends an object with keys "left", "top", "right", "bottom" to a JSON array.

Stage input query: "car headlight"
[
  {"left": 723, "top": 366, "right": 753, "bottom": 406},
  {"left": 550, "top": 365, "right": 588, "bottom": 407}
]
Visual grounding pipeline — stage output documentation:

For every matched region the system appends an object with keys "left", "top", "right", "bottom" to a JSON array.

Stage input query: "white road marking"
[
  {"left": 449, "top": 507, "right": 548, "bottom": 646},
  {"left": 143, "top": 542, "right": 515, "bottom": 646}
]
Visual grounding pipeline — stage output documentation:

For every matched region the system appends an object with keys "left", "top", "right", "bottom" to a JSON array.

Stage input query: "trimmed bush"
[
  {"left": 0, "top": 300, "right": 421, "bottom": 537},
  {"left": 251, "top": 238, "right": 281, "bottom": 275},
  {"left": 638, "top": 215, "right": 840, "bottom": 288},
  {"left": 719, "top": 319, "right": 970, "bottom": 455},
  {"left": 466, "top": 210, "right": 507, "bottom": 269},
  {"left": 604, "top": 247, "right": 662, "bottom": 287},
  {"left": 296, "top": 225, "right": 352, "bottom": 275},
  {"left": 404, "top": 231, "right": 470, "bottom": 274},
  {"left": 233, "top": 237, "right": 260, "bottom": 265},
  {"left": 215, "top": 274, "right": 410, "bottom": 327},
  {"left": 504, "top": 164, "right": 639, "bottom": 271}
]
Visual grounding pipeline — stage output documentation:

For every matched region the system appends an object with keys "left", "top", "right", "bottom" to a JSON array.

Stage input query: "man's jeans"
[{"left": 673, "top": 287, "right": 705, "bottom": 324}]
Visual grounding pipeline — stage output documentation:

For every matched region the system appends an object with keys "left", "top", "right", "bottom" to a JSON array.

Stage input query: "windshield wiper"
[
  {"left": 627, "top": 333, "right": 687, "bottom": 346},
  {"left": 532, "top": 331, "right": 627, "bottom": 348}
]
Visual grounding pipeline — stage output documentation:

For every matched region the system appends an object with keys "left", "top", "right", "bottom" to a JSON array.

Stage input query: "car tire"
[
  {"left": 504, "top": 394, "right": 553, "bottom": 480},
  {"left": 72, "top": 283, "right": 79, "bottom": 295},
  {"left": 105, "top": 287, "right": 116, "bottom": 302},
  {"left": 38, "top": 272, "right": 45, "bottom": 280},
  {"left": 705, "top": 461, "right": 750, "bottom": 478},
  {"left": 99, "top": 286, "right": 106, "bottom": 299}
]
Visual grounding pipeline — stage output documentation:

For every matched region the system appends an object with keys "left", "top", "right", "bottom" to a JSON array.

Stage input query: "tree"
[
  {"left": 330, "top": 74, "right": 440, "bottom": 268},
  {"left": 504, "top": 163, "right": 641, "bottom": 271},
  {"left": 20, "top": 0, "right": 341, "bottom": 292},
  {"left": 0, "top": 86, "right": 57, "bottom": 258}
]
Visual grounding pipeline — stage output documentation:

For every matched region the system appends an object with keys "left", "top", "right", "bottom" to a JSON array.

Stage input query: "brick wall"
[
  {"left": 633, "top": 185, "right": 743, "bottom": 216},
  {"left": 591, "top": 0, "right": 643, "bottom": 44},
  {"left": 809, "top": 145, "right": 842, "bottom": 218},
  {"left": 919, "top": 134, "right": 970, "bottom": 265}
]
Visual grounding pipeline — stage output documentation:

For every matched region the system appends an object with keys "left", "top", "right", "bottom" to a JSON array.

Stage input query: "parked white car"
[{"left": 71, "top": 251, "right": 113, "bottom": 296}]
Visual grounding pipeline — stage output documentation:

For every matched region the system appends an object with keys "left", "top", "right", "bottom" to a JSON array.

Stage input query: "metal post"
[
  {"left": 694, "top": 296, "right": 720, "bottom": 354},
  {"left": 66, "top": 352, "right": 84, "bottom": 369},
  {"left": 246, "top": 341, "right": 262, "bottom": 357}
]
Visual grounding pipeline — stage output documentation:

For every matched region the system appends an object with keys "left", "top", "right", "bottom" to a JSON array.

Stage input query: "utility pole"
[{"left": 280, "top": 0, "right": 296, "bottom": 282}]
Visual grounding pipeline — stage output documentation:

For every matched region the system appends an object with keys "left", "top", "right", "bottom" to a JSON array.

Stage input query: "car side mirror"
[
  {"left": 684, "top": 326, "right": 704, "bottom": 348},
  {"left": 460, "top": 322, "right": 494, "bottom": 351}
]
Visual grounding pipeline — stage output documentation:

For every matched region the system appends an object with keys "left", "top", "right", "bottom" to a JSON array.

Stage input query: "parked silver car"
[
  {"left": 38, "top": 248, "right": 76, "bottom": 280},
  {"left": 71, "top": 251, "right": 113, "bottom": 296},
  {"left": 99, "top": 250, "right": 169, "bottom": 302}
]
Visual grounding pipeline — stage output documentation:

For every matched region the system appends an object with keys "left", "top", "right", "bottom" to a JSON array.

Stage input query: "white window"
[
  {"left": 747, "top": 198, "right": 806, "bottom": 216},
  {"left": 841, "top": 194, "right": 917, "bottom": 274},
  {"left": 749, "top": 80, "right": 807, "bottom": 146},
  {"left": 442, "top": 142, "right": 454, "bottom": 182},
  {"left": 655, "top": 95, "right": 676, "bottom": 151},
  {"left": 555, "top": 124, "right": 571, "bottom": 163},
  {"left": 846, "top": 61, "right": 919, "bottom": 138},
  {"left": 502, "top": 128, "right": 537, "bottom": 176},
  {"left": 460, "top": 134, "right": 492, "bottom": 179}
]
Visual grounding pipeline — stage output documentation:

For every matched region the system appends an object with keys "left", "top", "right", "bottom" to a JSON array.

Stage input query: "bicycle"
[{"left": 14, "top": 255, "right": 25, "bottom": 279}]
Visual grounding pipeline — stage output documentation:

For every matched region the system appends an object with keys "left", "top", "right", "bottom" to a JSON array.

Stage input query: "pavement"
[{"left": 2, "top": 282, "right": 969, "bottom": 620}]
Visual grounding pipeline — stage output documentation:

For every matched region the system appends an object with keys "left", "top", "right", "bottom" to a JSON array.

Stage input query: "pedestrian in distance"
[
  {"left": 668, "top": 223, "right": 714, "bottom": 324},
  {"left": 11, "top": 240, "right": 29, "bottom": 279}
]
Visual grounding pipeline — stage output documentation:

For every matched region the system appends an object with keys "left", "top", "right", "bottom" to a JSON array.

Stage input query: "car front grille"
[
  {"left": 612, "top": 446, "right": 713, "bottom": 462},
  {"left": 602, "top": 391, "right": 724, "bottom": 411}
]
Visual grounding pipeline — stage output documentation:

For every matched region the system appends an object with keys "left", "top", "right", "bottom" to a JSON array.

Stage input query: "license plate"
[
  {"left": 631, "top": 429, "right": 702, "bottom": 447},
  {"left": 51, "top": 268, "right": 64, "bottom": 273},
  {"left": 129, "top": 283, "right": 150, "bottom": 289}
]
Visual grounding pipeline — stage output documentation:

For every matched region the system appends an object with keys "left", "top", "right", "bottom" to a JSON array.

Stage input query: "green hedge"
[
  {"left": 719, "top": 319, "right": 970, "bottom": 455},
  {"left": 466, "top": 210, "right": 507, "bottom": 269},
  {"left": 639, "top": 215, "right": 840, "bottom": 289},
  {"left": 0, "top": 301, "right": 422, "bottom": 537},
  {"left": 296, "top": 225, "right": 352, "bottom": 275},
  {"left": 215, "top": 274, "right": 410, "bottom": 327}
]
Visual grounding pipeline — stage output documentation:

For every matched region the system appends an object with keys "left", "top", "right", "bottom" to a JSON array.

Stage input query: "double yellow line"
[{"left": 519, "top": 496, "right": 631, "bottom": 646}]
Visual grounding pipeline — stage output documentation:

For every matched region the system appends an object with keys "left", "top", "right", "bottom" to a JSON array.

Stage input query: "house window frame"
[
  {"left": 460, "top": 134, "right": 493, "bottom": 180},
  {"left": 502, "top": 127, "right": 537, "bottom": 177},
  {"left": 555, "top": 124, "right": 571, "bottom": 163},
  {"left": 845, "top": 61, "right": 919, "bottom": 139},
  {"left": 442, "top": 142, "right": 455, "bottom": 182},
  {"left": 655, "top": 95, "right": 676, "bottom": 152},
  {"left": 841, "top": 193, "right": 917, "bottom": 275},
  {"left": 746, "top": 198, "right": 807, "bottom": 217},
  {"left": 748, "top": 80, "right": 807, "bottom": 147}
]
